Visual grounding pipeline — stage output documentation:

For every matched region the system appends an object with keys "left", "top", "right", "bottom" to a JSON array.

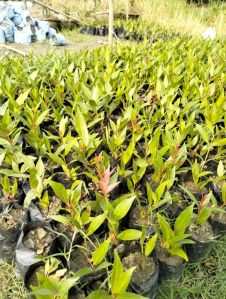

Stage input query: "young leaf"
[
  {"left": 49, "top": 181, "right": 67, "bottom": 202},
  {"left": 75, "top": 108, "right": 89, "bottom": 147},
  {"left": 111, "top": 250, "right": 124, "bottom": 295},
  {"left": 92, "top": 239, "right": 110, "bottom": 266},
  {"left": 217, "top": 161, "right": 224, "bottom": 177},
  {"left": 111, "top": 251, "right": 135, "bottom": 295},
  {"left": 197, "top": 207, "right": 214, "bottom": 225},
  {"left": 0, "top": 101, "right": 8, "bottom": 116},
  {"left": 16, "top": 89, "right": 30, "bottom": 106},
  {"left": 117, "top": 229, "right": 142, "bottom": 241},
  {"left": 196, "top": 124, "right": 209, "bottom": 144},
  {"left": 122, "top": 137, "right": 135, "bottom": 166},
  {"left": 87, "top": 214, "right": 106, "bottom": 236},
  {"left": 113, "top": 195, "right": 135, "bottom": 221},
  {"left": 157, "top": 214, "right": 174, "bottom": 242},
  {"left": 145, "top": 233, "right": 158, "bottom": 257},
  {"left": 51, "top": 215, "right": 70, "bottom": 226},
  {"left": 174, "top": 205, "right": 194, "bottom": 235},
  {"left": 169, "top": 248, "right": 188, "bottom": 261}
]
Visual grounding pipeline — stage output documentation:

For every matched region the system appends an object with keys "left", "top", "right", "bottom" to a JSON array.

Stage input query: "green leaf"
[
  {"left": 111, "top": 251, "right": 135, "bottom": 295},
  {"left": 113, "top": 195, "right": 135, "bottom": 221},
  {"left": 145, "top": 233, "right": 158, "bottom": 257},
  {"left": 156, "top": 181, "right": 168, "bottom": 200},
  {"left": 111, "top": 250, "right": 124, "bottom": 295},
  {"left": 51, "top": 215, "right": 70, "bottom": 226},
  {"left": 222, "top": 182, "right": 226, "bottom": 204},
  {"left": 36, "top": 110, "right": 49, "bottom": 126},
  {"left": 217, "top": 161, "right": 224, "bottom": 177},
  {"left": 87, "top": 214, "right": 106, "bottom": 236},
  {"left": 0, "top": 101, "right": 8, "bottom": 116},
  {"left": 212, "top": 138, "right": 226, "bottom": 147},
  {"left": 16, "top": 89, "right": 30, "bottom": 106},
  {"left": 122, "top": 137, "right": 135, "bottom": 166},
  {"left": 197, "top": 207, "right": 213, "bottom": 225},
  {"left": 157, "top": 214, "right": 174, "bottom": 242},
  {"left": 24, "top": 189, "right": 37, "bottom": 207},
  {"left": 118, "top": 292, "right": 149, "bottom": 299},
  {"left": 75, "top": 108, "right": 89, "bottom": 147},
  {"left": 174, "top": 205, "right": 194, "bottom": 235},
  {"left": 167, "top": 234, "right": 192, "bottom": 245},
  {"left": 49, "top": 181, "right": 67, "bottom": 202},
  {"left": 169, "top": 248, "right": 188, "bottom": 261},
  {"left": 92, "top": 239, "right": 110, "bottom": 266},
  {"left": 196, "top": 124, "right": 209, "bottom": 144},
  {"left": 146, "top": 182, "right": 157, "bottom": 205},
  {"left": 117, "top": 229, "right": 142, "bottom": 241},
  {"left": 29, "top": 168, "right": 38, "bottom": 189}
]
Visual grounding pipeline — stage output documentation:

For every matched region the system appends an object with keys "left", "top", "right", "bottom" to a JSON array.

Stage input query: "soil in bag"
[
  {"left": 186, "top": 221, "right": 214, "bottom": 262},
  {"left": 155, "top": 242, "right": 185, "bottom": 282},
  {"left": 122, "top": 251, "right": 159, "bottom": 299},
  {"left": 0, "top": 203, "right": 28, "bottom": 263},
  {"left": 16, "top": 222, "right": 56, "bottom": 279},
  {"left": 69, "top": 241, "right": 106, "bottom": 287},
  {"left": 128, "top": 205, "right": 156, "bottom": 236}
]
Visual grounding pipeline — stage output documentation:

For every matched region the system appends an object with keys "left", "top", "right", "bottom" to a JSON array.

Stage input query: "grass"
[
  {"left": 0, "top": 237, "right": 225, "bottom": 298},
  {"left": 0, "top": 263, "right": 26, "bottom": 299},
  {"left": 48, "top": 0, "right": 226, "bottom": 36}
]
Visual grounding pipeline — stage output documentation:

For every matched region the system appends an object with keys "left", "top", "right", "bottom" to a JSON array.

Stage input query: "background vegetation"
[{"left": 49, "top": 0, "right": 226, "bottom": 35}]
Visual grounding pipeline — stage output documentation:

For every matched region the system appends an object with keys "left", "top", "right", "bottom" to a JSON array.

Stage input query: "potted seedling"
[
  {"left": 180, "top": 159, "right": 211, "bottom": 201},
  {"left": 30, "top": 257, "right": 89, "bottom": 298},
  {"left": 0, "top": 175, "right": 23, "bottom": 206},
  {"left": 184, "top": 192, "right": 215, "bottom": 262},
  {"left": 128, "top": 180, "right": 172, "bottom": 235},
  {"left": 87, "top": 250, "right": 148, "bottom": 299},
  {"left": 155, "top": 205, "right": 194, "bottom": 281}
]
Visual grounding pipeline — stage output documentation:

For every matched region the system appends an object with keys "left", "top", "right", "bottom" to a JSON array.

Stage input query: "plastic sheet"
[
  {"left": 0, "top": 3, "right": 66, "bottom": 45},
  {"left": 0, "top": 27, "right": 5, "bottom": 43}
]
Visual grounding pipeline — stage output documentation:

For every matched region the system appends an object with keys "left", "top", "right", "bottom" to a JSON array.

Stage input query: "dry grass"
[
  {"left": 46, "top": 0, "right": 225, "bottom": 36},
  {"left": 0, "top": 264, "right": 26, "bottom": 299}
]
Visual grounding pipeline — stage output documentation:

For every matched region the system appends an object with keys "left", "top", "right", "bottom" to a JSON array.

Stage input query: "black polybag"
[
  {"left": 0, "top": 203, "right": 28, "bottom": 263},
  {"left": 15, "top": 221, "right": 56, "bottom": 280}
]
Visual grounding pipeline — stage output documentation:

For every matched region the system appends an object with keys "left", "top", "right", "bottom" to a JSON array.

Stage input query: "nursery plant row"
[
  {"left": 79, "top": 19, "right": 181, "bottom": 42},
  {"left": 0, "top": 36, "right": 225, "bottom": 299}
]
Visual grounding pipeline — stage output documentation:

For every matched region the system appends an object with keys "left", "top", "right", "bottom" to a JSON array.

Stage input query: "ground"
[{"left": 0, "top": 33, "right": 108, "bottom": 57}]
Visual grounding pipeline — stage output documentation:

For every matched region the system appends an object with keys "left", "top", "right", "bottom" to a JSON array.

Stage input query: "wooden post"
[
  {"left": 125, "top": 0, "right": 129, "bottom": 20},
  {"left": 23, "top": 0, "right": 27, "bottom": 9},
  {"left": 108, "top": 0, "right": 114, "bottom": 48}
]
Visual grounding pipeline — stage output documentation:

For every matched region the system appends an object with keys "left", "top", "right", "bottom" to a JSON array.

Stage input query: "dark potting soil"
[
  {"left": 0, "top": 206, "right": 27, "bottom": 230},
  {"left": 209, "top": 211, "right": 226, "bottom": 235},
  {"left": 188, "top": 221, "right": 214, "bottom": 243},
  {"left": 123, "top": 252, "right": 157, "bottom": 285},
  {"left": 156, "top": 245, "right": 184, "bottom": 267},
  {"left": 122, "top": 251, "right": 159, "bottom": 298},
  {"left": 183, "top": 180, "right": 208, "bottom": 194},
  {"left": 23, "top": 227, "right": 55, "bottom": 256},
  {"left": 128, "top": 206, "right": 156, "bottom": 235},
  {"left": 38, "top": 196, "right": 61, "bottom": 220},
  {"left": 26, "top": 265, "right": 45, "bottom": 289},
  {"left": 164, "top": 199, "right": 188, "bottom": 219}
]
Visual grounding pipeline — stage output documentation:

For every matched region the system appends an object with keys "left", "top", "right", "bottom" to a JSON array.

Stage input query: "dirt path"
[{"left": 0, "top": 36, "right": 108, "bottom": 57}]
